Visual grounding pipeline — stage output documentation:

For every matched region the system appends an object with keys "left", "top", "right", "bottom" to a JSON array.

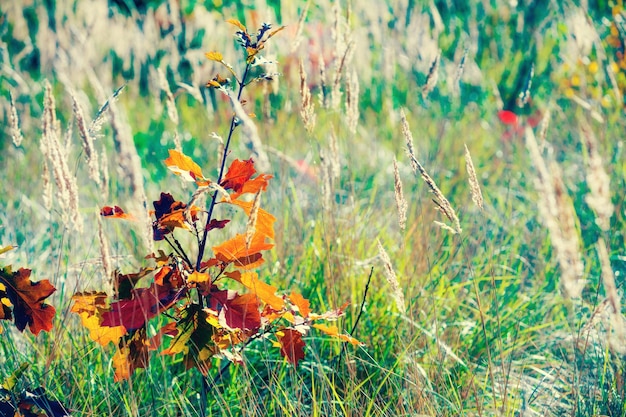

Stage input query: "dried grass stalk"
[
  {"left": 245, "top": 191, "right": 262, "bottom": 248},
  {"left": 377, "top": 239, "right": 406, "bottom": 314},
  {"left": 319, "top": 148, "right": 334, "bottom": 212},
  {"left": 422, "top": 50, "right": 440, "bottom": 99},
  {"left": 526, "top": 127, "right": 584, "bottom": 298},
  {"left": 9, "top": 91, "right": 24, "bottom": 147},
  {"left": 72, "top": 92, "right": 102, "bottom": 187},
  {"left": 464, "top": 144, "right": 483, "bottom": 210},
  {"left": 400, "top": 109, "right": 418, "bottom": 174},
  {"left": 329, "top": 129, "right": 340, "bottom": 181},
  {"left": 98, "top": 214, "right": 113, "bottom": 292},
  {"left": 299, "top": 59, "right": 316, "bottom": 133},
  {"left": 580, "top": 121, "right": 614, "bottom": 231},
  {"left": 402, "top": 109, "right": 461, "bottom": 233},
  {"left": 157, "top": 68, "right": 179, "bottom": 125},
  {"left": 393, "top": 159, "right": 408, "bottom": 230},
  {"left": 41, "top": 80, "right": 82, "bottom": 231},
  {"left": 290, "top": 1, "right": 309, "bottom": 53},
  {"left": 453, "top": 48, "right": 467, "bottom": 96},
  {"left": 596, "top": 238, "right": 626, "bottom": 354},
  {"left": 318, "top": 53, "right": 328, "bottom": 108},
  {"left": 345, "top": 68, "right": 359, "bottom": 134}
]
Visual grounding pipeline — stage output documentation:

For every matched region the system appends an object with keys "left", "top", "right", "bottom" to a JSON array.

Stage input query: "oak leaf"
[
  {"left": 288, "top": 292, "right": 311, "bottom": 318},
  {"left": 276, "top": 329, "right": 305, "bottom": 366},
  {"left": 100, "top": 205, "right": 135, "bottom": 220},
  {"left": 239, "top": 272, "right": 284, "bottom": 311},
  {"left": 312, "top": 323, "right": 362, "bottom": 346},
  {"left": 220, "top": 159, "right": 256, "bottom": 192},
  {"left": 113, "top": 328, "right": 150, "bottom": 381},
  {"left": 212, "top": 233, "right": 272, "bottom": 268},
  {"left": 164, "top": 150, "right": 209, "bottom": 186},
  {"left": 0, "top": 267, "right": 55, "bottom": 335},
  {"left": 205, "top": 51, "right": 224, "bottom": 62},
  {"left": 71, "top": 291, "right": 125, "bottom": 346},
  {"left": 211, "top": 290, "right": 261, "bottom": 331}
]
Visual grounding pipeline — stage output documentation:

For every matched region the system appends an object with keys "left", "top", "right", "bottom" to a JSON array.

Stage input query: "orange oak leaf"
[
  {"left": 100, "top": 205, "right": 136, "bottom": 220},
  {"left": 239, "top": 272, "right": 284, "bottom": 311},
  {"left": 288, "top": 292, "right": 311, "bottom": 318},
  {"left": 230, "top": 174, "right": 272, "bottom": 199},
  {"left": 152, "top": 193, "right": 201, "bottom": 240},
  {"left": 164, "top": 150, "right": 209, "bottom": 186},
  {"left": 212, "top": 233, "right": 272, "bottom": 268},
  {"left": 211, "top": 290, "right": 261, "bottom": 331},
  {"left": 0, "top": 267, "right": 55, "bottom": 335},
  {"left": 277, "top": 329, "right": 305, "bottom": 366},
  {"left": 312, "top": 323, "right": 363, "bottom": 346},
  {"left": 220, "top": 159, "right": 256, "bottom": 192},
  {"left": 113, "top": 328, "right": 150, "bottom": 381},
  {"left": 228, "top": 199, "right": 275, "bottom": 240}
]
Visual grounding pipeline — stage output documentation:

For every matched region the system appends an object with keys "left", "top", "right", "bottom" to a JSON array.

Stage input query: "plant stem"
[{"left": 195, "top": 63, "right": 251, "bottom": 271}]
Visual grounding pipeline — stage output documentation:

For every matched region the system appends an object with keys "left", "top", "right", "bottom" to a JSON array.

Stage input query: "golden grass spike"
[{"left": 464, "top": 144, "right": 483, "bottom": 210}]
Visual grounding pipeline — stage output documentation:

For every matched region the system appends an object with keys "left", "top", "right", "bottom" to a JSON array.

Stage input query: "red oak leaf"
[
  {"left": 0, "top": 267, "right": 56, "bottom": 335},
  {"left": 207, "top": 219, "right": 230, "bottom": 231},
  {"left": 497, "top": 110, "right": 519, "bottom": 126},
  {"left": 211, "top": 290, "right": 261, "bottom": 331},
  {"left": 100, "top": 205, "right": 136, "bottom": 220},
  {"left": 101, "top": 283, "right": 183, "bottom": 331},
  {"left": 277, "top": 329, "right": 305, "bottom": 366},
  {"left": 212, "top": 233, "right": 272, "bottom": 268}
]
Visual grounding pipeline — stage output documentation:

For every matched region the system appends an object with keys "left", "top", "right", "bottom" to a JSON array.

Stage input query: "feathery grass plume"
[
  {"left": 157, "top": 68, "right": 180, "bottom": 124},
  {"left": 402, "top": 109, "right": 461, "bottom": 233},
  {"left": 464, "top": 144, "right": 483, "bottom": 210},
  {"left": 596, "top": 238, "right": 626, "bottom": 354},
  {"left": 98, "top": 214, "right": 113, "bottom": 293},
  {"left": 400, "top": 109, "right": 419, "bottom": 175},
  {"left": 41, "top": 80, "right": 82, "bottom": 231},
  {"left": 42, "top": 162, "right": 52, "bottom": 211},
  {"left": 299, "top": 59, "right": 316, "bottom": 133},
  {"left": 393, "top": 159, "right": 408, "bottom": 230},
  {"left": 525, "top": 127, "right": 584, "bottom": 298},
  {"left": 290, "top": 1, "right": 309, "bottom": 53},
  {"left": 245, "top": 191, "right": 262, "bottom": 249},
  {"left": 453, "top": 48, "right": 467, "bottom": 96},
  {"left": 422, "top": 50, "right": 440, "bottom": 99},
  {"left": 580, "top": 120, "right": 614, "bottom": 231},
  {"left": 72, "top": 92, "right": 102, "bottom": 188},
  {"left": 226, "top": 90, "right": 271, "bottom": 173},
  {"left": 9, "top": 91, "right": 24, "bottom": 147},
  {"left": 331, "top": 40, "right": 355, "bottom": 111},
  {"left": 376, "top": 239, "right": 406, "bottom": 314},
  {"left": 89, "top": 85, "right": 125, "bottom": 139},
  {"left": 345, "top": 68, "right": 359, "bottom": 134},
  {"left": 108, "top": 100, "right": 153, "bottom": 252}
]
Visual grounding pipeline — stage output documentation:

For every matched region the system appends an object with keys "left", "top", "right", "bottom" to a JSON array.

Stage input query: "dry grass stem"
[
  {"left": 245, "top": 191, "right": 262, "bottom": 249},
  {"left": 453, "top": 48, "right": 467, "bottom": 96},
  {"left": 318, "top": 53, "right": 328, "bottom": 108},
  {"left": 157, "top": 68, "right": 179, "bottom": 125},
  {"left": 299, "top": 59, "right": 316, "bottom": 133},
  {"left": 98, "top": 214, "right": 113, "bottom": 292},
  {"left": 72, "top": 93, "right": 102, "bottom": 187},
  {"left": 329, "top": 130, "right": 340, "bottom": 181},
  {"left": 402, "top": 109, "right": 460, "bottom": 233},
  {"left": 596, "top": 238, "right": 626, "bottom": 353},
  {"left": 290, "top": 1, "right": 309, "bottom": 53},
  {"left": 422, "top": 50, "right": 440, "bottom": 99},
  {"left": 9, "top": 91, "right": 24, "bottom": 147},
  {"left": 319, "top": 149, "right": 334, "bottom": 212},
  {"left": 345, "top": 68, "right": 360, "bottom": 134},
  {"left": 464, "top": 144, "right": 483, "bottom": 209},
  {"left": 226, "top": 90, "right": 270, "bottom": 173},
  {"left": 538, "top": 105, "right": 552, "bottom": 152},
  {"left": 41, "top": 80, "right": 82, "bottom": 231},
  {"left": 526, "top": 127, "right": 584, "bottom": 298},
  {"left": 580, "top": 121, "right": 614, "bottom": 231},
  {"left": 89, "top": 85, "right": 125, "bottom": 139},
  {"left": 376, "top": 239, "right": 406, "bottom": 314},
  {"left": 393, "top": 159, "right": 408, "bottom": 230},
  {"left": 400, "top": 109, "right": 419, "bottom": 175}
]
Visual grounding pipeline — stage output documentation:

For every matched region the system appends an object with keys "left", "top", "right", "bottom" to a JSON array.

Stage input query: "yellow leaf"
[
  {"left": 205, "top": 51, "right": 224, "bottom": 62},
  {"left": 0, "top": 245, "right": 16, "bottom": 256},
  {"left": 226, "top": 18, "right": 246, "bottom": 32},
  {"left": 313, "top": 323, "right": 363, "bottom": 346},
  {"left": 188, "top": 271, "right": 211, "bottom": 284}
]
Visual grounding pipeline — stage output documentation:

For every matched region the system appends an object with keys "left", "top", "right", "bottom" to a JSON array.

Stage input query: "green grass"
[{"left": 2, "top": 0, "right": 626, "bottom": 416}]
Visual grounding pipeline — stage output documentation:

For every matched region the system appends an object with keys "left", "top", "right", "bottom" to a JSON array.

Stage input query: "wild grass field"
[{"left": 1, "top": 0, "right": 626, "bottom": 416}]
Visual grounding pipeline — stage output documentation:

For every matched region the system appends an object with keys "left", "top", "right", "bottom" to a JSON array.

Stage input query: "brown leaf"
[
  {"left": 0, "top": 267, "right": 56, "bottom": 335},
  {"left": 211, "top": 290, "right": 261, "bottom": 331},
  {"left": 277, "top": 329, "right": 305, "bottom": 366}
]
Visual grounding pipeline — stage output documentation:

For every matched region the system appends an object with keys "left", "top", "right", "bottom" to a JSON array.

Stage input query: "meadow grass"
[{"left": 1, "top": 1, "right": 626, "bottom": 416}]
